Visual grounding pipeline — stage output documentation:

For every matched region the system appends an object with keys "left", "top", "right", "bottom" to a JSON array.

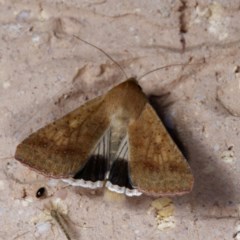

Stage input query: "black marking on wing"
[
  {"left": 73, "top": 128, "right": 110, "bottom": 182},
  {"left": 73, "top": 155, "right": 108, "bottom": 182},
  {"left": 107, "top": 136, "right": 135, "bottom": 189},
  {"left": 108, "top": 159, "right": 133, "bottom": 189}
]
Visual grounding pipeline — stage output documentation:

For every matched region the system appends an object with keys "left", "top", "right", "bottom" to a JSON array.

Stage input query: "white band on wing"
[{"left": 62, "top": 178, "right": 104, "bottom": 189}]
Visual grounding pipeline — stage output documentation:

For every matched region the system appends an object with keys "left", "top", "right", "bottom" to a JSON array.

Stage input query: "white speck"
[
  {"left": 0, "top": 207, "right": 5, "bottom": 216},
  {"left": 40, "top": 10, "right": 50, "bottom": 20},
  {"left": 134, "top": 8, "right": 141, "bottom": 13},
  {"left": 208, "top": 2, "right": 229, "bottom": 40},
  {"left": 129, "top": 26, "right": 135, "bottom": 32},
  {"left": 18, "top": 209, "right": 24, "bottom": 215},
  {"left": 221, "top": 149, "right": 235, "bottom": 164},
  {"left": 26, "top": 197, "right": 34, "bottom": 203},
  {"left": 0, "top": 180, "right": 5, "bottom": 190},
  {"left": 57, "top": 75, "right": 64, "bottom": 81},
  {"left": 134, "top": 35, "right": 140, "bottom": 43},
  {"left": 20, "top": 197, "right": 34, "bottom": 207},
  {"left": 216, "top": 120, "right": 222, "bottom": 127},
  {"left": 195, "top": 94, "right": 206, "bottom": 101},
  {"left": 47, "top": 179, "right": 59, "bottom": 187},
  {"left": 31, "top": 32, "right": 50, "bottom": 45},
  {"left": 157, "top": 216, "right": 175, "bottom": 230},
  {"left": 195, "top": 5, "right": 211, "bottom": 18},
  {"left": 14, "top": 199, "right": 20, "bottom": 205},
  {"left": 2, "top": 81, "right": 10, "bottom": 89},
  {"left": 213, "top": 144, "right": 220, "bottom": 152},
  {"left": 134, "top": 230, "right": 140, "bottom": 234},
  {"left": 17, "top": 90, "right": 25, "bottom": 96},
  {"left": 22, "top": 200, "right": 29, "bottom": 207},
  {"left": 16, "top": 10, "right": 31, "bottom": 21},
  {"left": 35, "top": 222, "right": 51, "bottom": 237},
  {"left": 3, "top": 23, "right": 23, "bottom": 33},
  {"left": 32, "top": 34, "right": 40, "bottom": 43}
]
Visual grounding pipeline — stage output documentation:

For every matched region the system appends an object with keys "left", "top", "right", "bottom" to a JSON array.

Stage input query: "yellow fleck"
[
  {"left": 221, "top": 149, "right": 235, "bottom": 164},
  {"left": 69, "top": 119, "right": 79, "bottom": 128},
  {"left": 208, "top": 2, "right": 229, "bottom": 40},
  {"left": 151, "top": 198, "right": 175, "bottom": 230},
  {"left": 3, "top": 81, "right": 10, "bottom": 89},
  {"left": 103, "top": 189, "right": 125, "bottom": 202},
  {"left": 0, "top": 180, "right": 5, "bottom": 190}
]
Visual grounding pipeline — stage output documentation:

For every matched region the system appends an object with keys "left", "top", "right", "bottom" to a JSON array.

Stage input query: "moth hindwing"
[{"left": 15, "top": 78, "right": 194, "bottom": 196}]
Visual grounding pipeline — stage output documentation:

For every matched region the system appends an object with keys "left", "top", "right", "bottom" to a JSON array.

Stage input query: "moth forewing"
[
  {"left": 15, "top": 95, "right": 109, "bottom": 178},
  {"left": 128, "top": 103, "right": 194, "bottom": 196}
]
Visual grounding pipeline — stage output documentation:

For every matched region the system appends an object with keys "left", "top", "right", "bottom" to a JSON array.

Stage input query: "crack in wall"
[{"left": 178, "top": 0, "right": 188, "bottom": 51}]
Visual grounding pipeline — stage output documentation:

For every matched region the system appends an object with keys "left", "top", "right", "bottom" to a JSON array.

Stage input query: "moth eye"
[{"left": 36, "top": 187, "right": 46, "bottom": 198}]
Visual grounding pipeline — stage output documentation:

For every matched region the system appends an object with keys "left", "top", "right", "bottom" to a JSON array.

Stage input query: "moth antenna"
[
  {"left": 0, "top": 155, "right": 14, "bottom": 160},
  {"left": 73, "top": 34, "right": 128, "bottom": 79},
  {"left": 138, "top": 63, "right": 186, "bottom": 81},
  {"left": 138, "top": 60, "right": 205, "bottom": 81}
]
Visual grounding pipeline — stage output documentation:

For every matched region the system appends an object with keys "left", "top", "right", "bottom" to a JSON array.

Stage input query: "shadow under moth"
[{"left": 15, "top": 78, "right": 194, "bottom": 197}]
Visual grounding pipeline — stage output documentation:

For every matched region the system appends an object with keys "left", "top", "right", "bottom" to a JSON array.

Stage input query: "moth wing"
[
  {"left": 128, "top": 103, "right": 194, "bottom": 196},
  {"left": 15, "top": 95, "right": 110, "bottom": 178}
]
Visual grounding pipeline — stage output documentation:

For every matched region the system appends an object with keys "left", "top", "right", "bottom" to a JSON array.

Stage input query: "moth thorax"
[{"left": 109, "top": 111, "right": 128, "bottom": 160}]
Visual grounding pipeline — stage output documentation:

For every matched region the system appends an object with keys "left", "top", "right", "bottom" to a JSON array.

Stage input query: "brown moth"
[{"left": 15, "top": 78, "right": 194, "bottom": 197}]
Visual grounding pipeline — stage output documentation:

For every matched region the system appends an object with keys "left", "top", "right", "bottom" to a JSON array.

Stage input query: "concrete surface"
[{"left": 0, "top": 0, "right": 240, "bottom": 239}]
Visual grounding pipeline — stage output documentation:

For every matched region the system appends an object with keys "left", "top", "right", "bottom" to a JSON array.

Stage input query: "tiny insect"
[
  {"left": 50, "top": 208, "right": 71, "bottom": 240},
  {"left": 37, "top": 200, "right": 78, "bottom": 240},
  {"left": 36, "top": 187, "right": 46, "bottom": 198}
]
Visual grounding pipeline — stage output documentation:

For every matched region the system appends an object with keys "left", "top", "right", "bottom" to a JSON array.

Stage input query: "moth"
[{"left": 15, "top": 78, "right": 194, "bottom": 197}]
